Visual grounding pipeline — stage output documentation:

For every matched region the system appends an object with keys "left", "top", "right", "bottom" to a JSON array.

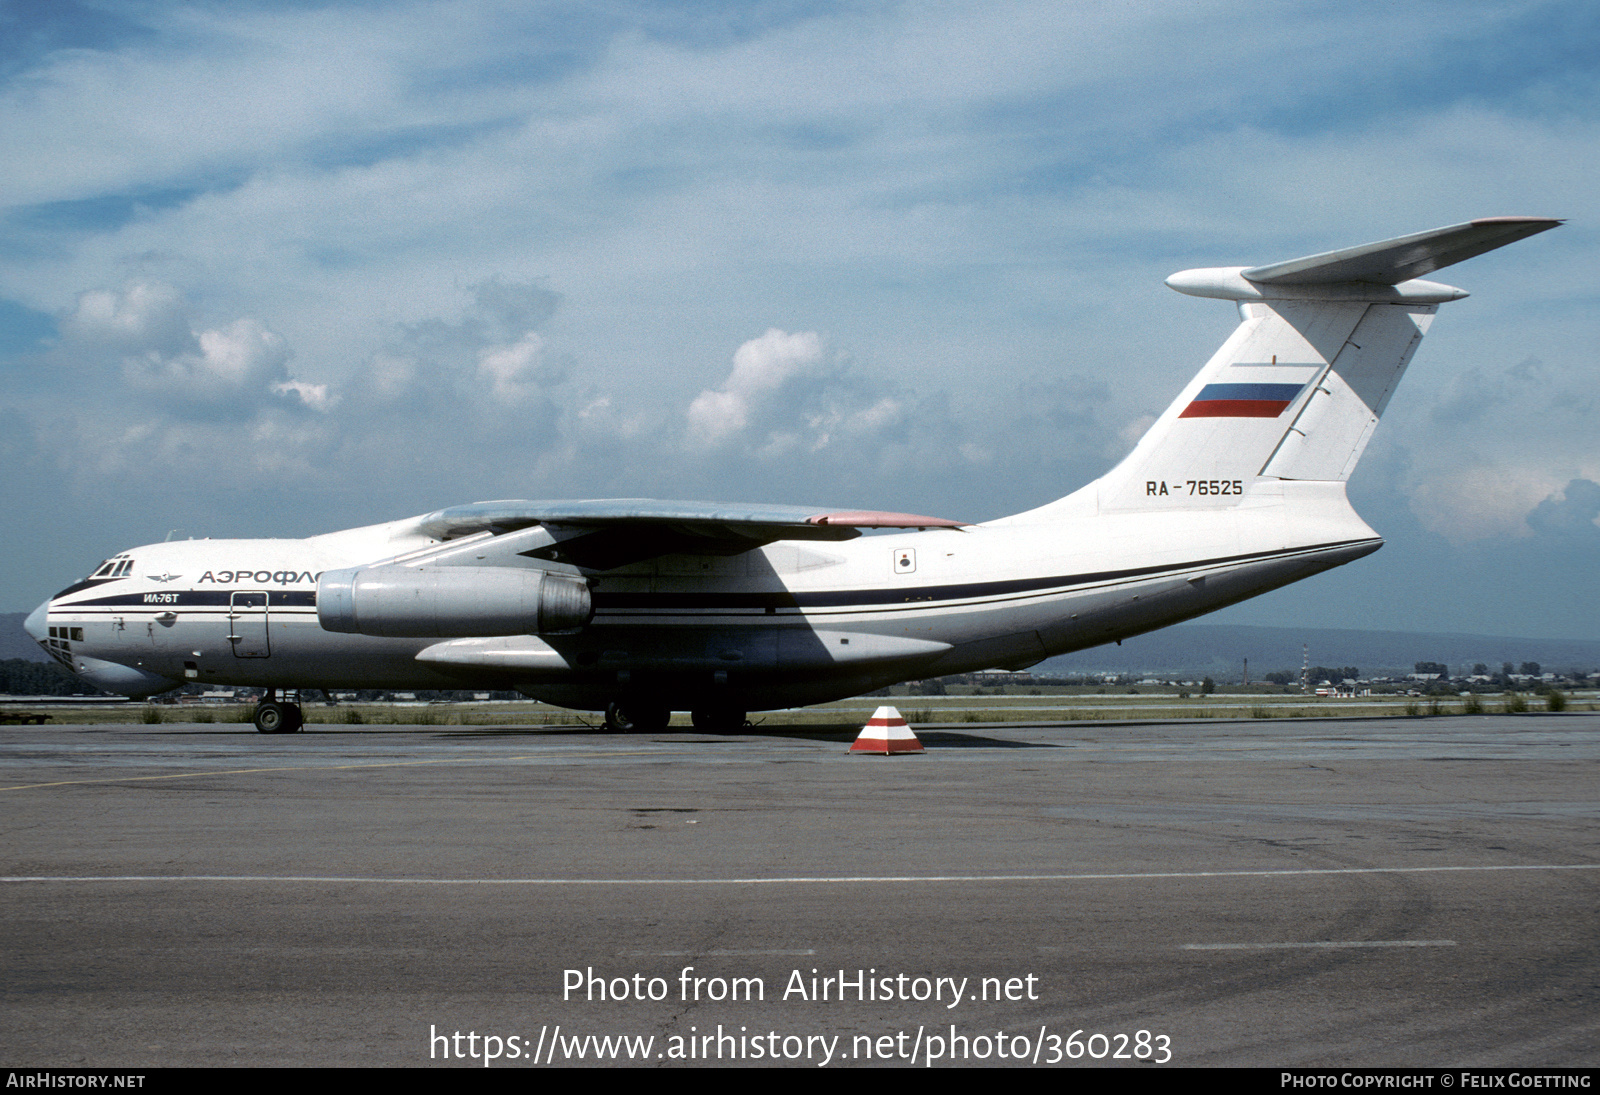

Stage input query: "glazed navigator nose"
[{"left": 24, "top": 599, "right": 49, "bottom": 645}]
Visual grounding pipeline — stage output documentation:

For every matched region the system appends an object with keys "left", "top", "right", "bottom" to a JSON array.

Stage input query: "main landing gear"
[
  {"left": 600, "top": 699, "right": 748, "bottom": 734},
  {"left": 603, "top": 700, "right": 669, "bottom": 733},
  {"left": 253, "top": 689, "right": 304, "bottom": 734},
  {"left": 690, "top": 705, "right": 747, "bottom": 734}
]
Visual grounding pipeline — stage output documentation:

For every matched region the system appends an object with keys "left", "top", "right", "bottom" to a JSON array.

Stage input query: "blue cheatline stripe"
[
  {"left": 1192, "top": 382, "right": 1304, "bottom": 402},
  {"left": 58, "top": 590, "right": 316, "bottom": 609}
]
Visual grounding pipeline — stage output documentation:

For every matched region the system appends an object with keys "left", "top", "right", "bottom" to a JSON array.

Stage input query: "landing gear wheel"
[
  {"left": 255, "top": 701, "right": 286, "bottom": 734},
  {"left": 691, "top": 706, "right": 747, "bottom": 734},
  {"left": 604, "top": 700, "right": 671, "bottom": 733},
  {"left": 254, "top": 700, "right": 304, "bottom": 734}
]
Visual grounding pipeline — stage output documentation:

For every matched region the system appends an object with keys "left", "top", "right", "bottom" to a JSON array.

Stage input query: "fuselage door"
[{"left": 229, "top": 591, "right": 271, "bottom": 658}]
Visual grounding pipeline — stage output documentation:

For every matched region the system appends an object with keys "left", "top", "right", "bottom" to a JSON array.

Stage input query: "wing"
[{"left": 413, "top": 498, "right": 967, "bottom": 570}]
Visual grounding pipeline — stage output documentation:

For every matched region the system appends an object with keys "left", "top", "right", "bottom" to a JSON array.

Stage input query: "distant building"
[{"left": 968, "top": 670, "right": 1035, "bottom": 685}]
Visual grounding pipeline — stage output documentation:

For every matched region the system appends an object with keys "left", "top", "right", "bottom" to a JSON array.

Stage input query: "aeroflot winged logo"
[{"left": 1179, "top": 382, "right": 1306, "bottom": 418}]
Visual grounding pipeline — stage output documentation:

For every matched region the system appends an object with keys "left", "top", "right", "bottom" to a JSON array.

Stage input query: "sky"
[{"left": 1, "top": 0, "right": 1596, "bottom": 639}]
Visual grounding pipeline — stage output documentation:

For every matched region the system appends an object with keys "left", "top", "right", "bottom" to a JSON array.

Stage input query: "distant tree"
[
  {"left": 1502, "top": 662, "right": 1516, "bottom": 678},
  {"left": 1473, "top": 663, "right": 1489, "bottom": 676},
  {"left": 1310, "top": 666, "right": 1360, "bottom": 683},
  {"left": 1265, "top": 671, "right": 1295, "bottom": 685},
  {"left": 1201, "top": 677, "right": 1215, "bottom": 695},
  {"left": 0, "top": 659, "right": 107, "bottom": 696},
  {"left": 1413, "top": 661, "right": 1449, "bottom": 677},
  {"left": 1520, "top": 662, "right": 1542, "bottom": 677}
]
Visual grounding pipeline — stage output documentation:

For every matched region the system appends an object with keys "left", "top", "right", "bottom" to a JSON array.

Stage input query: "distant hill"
[
  {"left": 0, "top": 614, "right": 43, "bottom": 661},
  {"left": 1037, "top": 624, "right": 1600, "bottom": 680},
  {"left": 5, "top": 611, "right": 1595, "bottom": 681}
]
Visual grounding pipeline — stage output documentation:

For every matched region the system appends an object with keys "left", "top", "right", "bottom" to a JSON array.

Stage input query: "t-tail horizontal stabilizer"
[
  {"left": 1165, "top": 217, "right": 1562, "bottom": 302},
  {"left": 1083, "top": 217, "right": 1560, "bottom": 513}
]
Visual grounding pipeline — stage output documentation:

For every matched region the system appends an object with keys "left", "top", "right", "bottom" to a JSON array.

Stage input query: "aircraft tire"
[
  {"left": 690, "top": 706, "right": 747, "bottom": 734},
  {"left": 254, "top": 701, "right": 288, "bottom": 734},
  {"left": 605, "top": 700, "right": 670, "bottom": 733},
  {"left": 282, "top": 704, "right": 304, "bottom": 733}
]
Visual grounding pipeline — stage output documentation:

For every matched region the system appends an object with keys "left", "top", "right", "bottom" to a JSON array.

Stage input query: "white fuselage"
[{"left": 31, "top": 481, "right": 1379, "bottom": 710}]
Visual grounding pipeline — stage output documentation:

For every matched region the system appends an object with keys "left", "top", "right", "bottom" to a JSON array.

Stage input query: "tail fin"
[{"left": 1080, "top": 217, "right": 1560, "bottom": 514}]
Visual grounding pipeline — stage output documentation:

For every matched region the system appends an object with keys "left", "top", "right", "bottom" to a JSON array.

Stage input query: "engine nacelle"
[{"left": 317, "top": 565, "right": 592, "bottom": 637}]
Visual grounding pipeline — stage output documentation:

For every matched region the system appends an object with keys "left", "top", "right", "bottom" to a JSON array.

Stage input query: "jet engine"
[{"left": 316, "top": 565, "right": 592, "bottom": 637}]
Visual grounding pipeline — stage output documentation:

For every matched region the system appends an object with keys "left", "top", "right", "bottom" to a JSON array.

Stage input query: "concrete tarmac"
[{"left": 3, "top": 713, "right": 1597, "bottom": 1068}]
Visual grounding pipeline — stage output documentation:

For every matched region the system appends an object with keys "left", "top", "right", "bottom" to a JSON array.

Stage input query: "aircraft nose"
[{"left": 24, "top": 599, "right": 49, "bottom": 644}]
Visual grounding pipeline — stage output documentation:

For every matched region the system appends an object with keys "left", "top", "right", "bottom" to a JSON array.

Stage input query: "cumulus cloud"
[
  {"left": 1526, "top": 478, "right": 1600, "bottom": 540},
  {"left": 1398, "top": 345, "right": 1599, "bottom": 543},
  {"left": 61, "top": 283, "right": 193, "bottom": 356},
  {"left": 478, "top": 331, "right": 555, "bottom": 405},
  {"left": 355, "top": 278, "right": 567, "bottom": 411},
  {"left": 123, "top": 318, "right": 290, "bottom": 406},
  {"left": 272, "top": 378, "right": 336, "bottom": 412},
  {"left": 1407, "top": 465, "right": 1558, "bottom": 543},
  {"left": 684, "top": 328, "right": 924, "bottom": 462},
  {"left": 687, "top": 328, "right": 825, "bottom": 446},
  {"left": 0, "top": 281, "right": 356, "bottom": 530},
  {"left": 59, "top": 282, "right": 331, "bottom": 419}
]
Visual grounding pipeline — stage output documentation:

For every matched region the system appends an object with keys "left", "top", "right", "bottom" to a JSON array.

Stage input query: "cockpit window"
[{"left": 87, "top": 555, "right": 134, "bottom": 580}]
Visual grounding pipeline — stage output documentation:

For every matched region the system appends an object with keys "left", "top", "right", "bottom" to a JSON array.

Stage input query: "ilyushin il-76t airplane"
[{"left": 26, "top": 217, "right": 1560, "bottom": 735}]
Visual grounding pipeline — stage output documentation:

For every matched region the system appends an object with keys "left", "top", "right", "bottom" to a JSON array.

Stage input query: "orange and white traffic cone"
[{"left": 849, "top": 705, "right": 924, "bottom": 755}]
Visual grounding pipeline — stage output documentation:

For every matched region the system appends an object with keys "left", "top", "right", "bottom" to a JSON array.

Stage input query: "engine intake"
[{"left": 317, "top": 565, "right": 592, "bottom": 637}]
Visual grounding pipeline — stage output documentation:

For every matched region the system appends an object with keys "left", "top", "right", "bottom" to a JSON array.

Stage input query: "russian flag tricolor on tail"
[{"left": 1179, "top": 382, "right": 1305, "bottom": 419}]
